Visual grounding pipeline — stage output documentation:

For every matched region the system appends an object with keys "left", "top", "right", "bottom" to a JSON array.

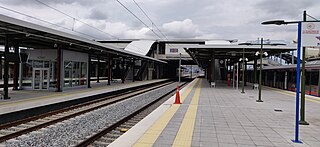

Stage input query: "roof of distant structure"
[{"left": 124, "top": 40, "right": 155, "bottom": 56}]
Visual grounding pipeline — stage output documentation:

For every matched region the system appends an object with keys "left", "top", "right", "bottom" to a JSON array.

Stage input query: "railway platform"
[
  {"left": 0, "top": 79, "right": 168, "bottom": 116},
  {"left": 110, "top": 78, "right": 320, "bottom": 147}
]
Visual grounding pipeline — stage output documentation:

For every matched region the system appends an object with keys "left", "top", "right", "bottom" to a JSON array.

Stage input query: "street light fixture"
[
  {"left": 263, "top": 20, "right": 302, "bottom": 143},
  {"left": 239, "top": 57, "right": 248, "bottom": 93},
  {"left": 254, "top": 38, "right": 268, "bottom": 102},
  {"left": 261, "top": 10, "right": 317, "bottom": 143}
]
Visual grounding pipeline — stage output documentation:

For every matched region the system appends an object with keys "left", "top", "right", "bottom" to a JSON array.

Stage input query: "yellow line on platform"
[
  {"left": 267, "top": 87, "right": 320, "bottom": 104},
  {"left": 133, "top": 79, "right": 199, "bottom": 147},
  {"left": 172, "top": 79, "right": 202, "bottom": 147}
]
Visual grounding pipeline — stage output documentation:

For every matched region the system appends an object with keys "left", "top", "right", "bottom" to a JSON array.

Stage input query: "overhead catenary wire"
[
  {"left": 0, "top": 5, "right": 100, "bottom": 40},
  {"left": 34, "top": 0, "right": 119, "bottom": 39},
  {"left": 115, "top": 0, "right": 163, "bottom": 39},
  {"left": 131, "top": 0, "right": 169, "bottom": 40},
  {"left": 130, "top": 0, "right": 179, "bottom": 51},
  {"left": 306, "top": 14, "right": 319, "bottom": 21}
]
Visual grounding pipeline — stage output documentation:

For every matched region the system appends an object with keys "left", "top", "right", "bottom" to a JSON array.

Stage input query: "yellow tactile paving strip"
[
  {"left": 133, "top": 78, "right": 200, "bottom": 147},
  {"left": 266, "top": 86, "right": 320, "bottom": 104},
  {"left": 172, "top": 78, "right": 202, "bottom": 147}
]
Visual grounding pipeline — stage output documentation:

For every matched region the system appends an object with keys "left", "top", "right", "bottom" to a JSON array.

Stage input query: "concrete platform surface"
[
  {"left": 0, "top": 79, "right": 167, "bottom": 115},
  {"left": 110, "top": 78, "right": 320, "bottom": 147}
]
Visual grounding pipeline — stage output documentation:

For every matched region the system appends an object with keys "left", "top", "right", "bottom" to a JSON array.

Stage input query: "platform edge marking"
[
  {"left": 172, "top": 79, "right": 202, "bottom": 147},
  {"left": 133, "top": 79, "right": 199, "bottom": 147}
]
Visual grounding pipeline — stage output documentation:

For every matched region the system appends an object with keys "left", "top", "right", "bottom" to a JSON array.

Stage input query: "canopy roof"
[
  {"left": 124, "top": 40, "right": 155, "bottom": 56},
  {"left": 0, "top": 14, "right": 166, "bottom": 63},
  {"left": 185, "top": 44, "right": 296, "bottom": 68}
]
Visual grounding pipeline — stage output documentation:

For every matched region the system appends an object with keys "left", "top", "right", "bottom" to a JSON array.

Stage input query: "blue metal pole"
[{"left": 293, "top": 22, "right": 302, "bottom": 143}]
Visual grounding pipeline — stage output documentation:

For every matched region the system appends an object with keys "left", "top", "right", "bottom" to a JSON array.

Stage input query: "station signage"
[{"left": 301, "top": 22, "right": 320, "bottom": 47}]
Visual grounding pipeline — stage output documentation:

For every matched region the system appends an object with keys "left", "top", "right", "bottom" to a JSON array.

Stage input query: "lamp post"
[
  {"left": 261, "top": 10, "right": 319, "bottom": 143},
  {"left": 299, "top": 11, "right": 309, "bottom": 125},
  {"left": 255, "top": 38, "right": 268, "bottom": 102},
  {"left": 263, "top": 21, "right": 302, "bottom": 143},
  {"left": 179, "top": 53, "right": 181, "bottom": 83},
  {"left": 239, "top": 49, "right": 248, "bottom": 93}
]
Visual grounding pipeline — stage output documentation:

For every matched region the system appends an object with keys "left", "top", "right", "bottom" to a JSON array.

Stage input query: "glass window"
[
  {"left": 64, "top": 61, "right": 72, "bottom": 87},
  {"left": 50, "top": 62, "right": 56, "bottom": 88},
  {"left": 33, "top": 60, "right": 43, "bottom": 68},
  {"left": 72, "top": 62, "right": 80, "bottom": 86},
  {"left": 22, "top": 60, "right": 33, "bottom": 86},
  {"left": 63, "top": 61, "right": 87, "bottom": 87},
  {"left": 44, "top": 61, "right": 50, "bottom": 68},
  {"left": 80, "top": 62, "right": 87, "bottom": 85}
]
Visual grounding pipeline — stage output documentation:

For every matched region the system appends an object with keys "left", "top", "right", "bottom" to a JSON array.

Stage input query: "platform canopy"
[
  {"left": 0, "top": 14, "right": 166, "bottom": 63},
  {"left": 185, "top": 44, "right": 296, "bottom": 68}
]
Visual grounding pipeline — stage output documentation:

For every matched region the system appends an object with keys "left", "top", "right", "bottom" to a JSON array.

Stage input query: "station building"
[
  {"left": 0, "top": 14, "right": 297, "bottom": 100},
  {"left": 0, "top": 14, "right": 167, "bottom": 99}
]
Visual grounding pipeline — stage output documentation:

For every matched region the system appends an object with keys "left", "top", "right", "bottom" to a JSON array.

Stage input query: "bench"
[{"left": 210, "top": 82, "right": 216, "bottom": 88}]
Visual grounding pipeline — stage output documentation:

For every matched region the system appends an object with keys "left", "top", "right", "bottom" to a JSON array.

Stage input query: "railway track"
[
  {"left": 0, "top": 81, "right": 173, "bottom": 143},
  {"left": 76, "top": 82, "right": 188, "bottom": 147}
]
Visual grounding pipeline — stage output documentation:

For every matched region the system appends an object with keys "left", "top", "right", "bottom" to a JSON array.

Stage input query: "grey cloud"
[
  {"left": 87, "top": 8, "right": 108, "bottom": 20},
  {"left": 1, "top": 0, "right": 319, "bottom": 41},
  {"left": 75, "top": 24, "right": 112, "bottom": 40},
  {"left": 256, "top": 0, "right": 316, "bottom": 18},
  {"left": 0, "top": 0, "right": 106, "bottom": 6},
  {"left": 162, "top": 19, "right": 201, "bottom": 38}
]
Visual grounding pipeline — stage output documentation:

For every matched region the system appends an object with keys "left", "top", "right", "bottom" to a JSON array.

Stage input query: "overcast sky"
[{"left": 0, "top": 0, "right": 319, "bottom": 42}]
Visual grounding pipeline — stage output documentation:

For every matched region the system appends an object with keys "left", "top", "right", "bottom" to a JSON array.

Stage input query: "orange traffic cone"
[{"left": 174, "top": 86, "right": 181, "bottom": 104}]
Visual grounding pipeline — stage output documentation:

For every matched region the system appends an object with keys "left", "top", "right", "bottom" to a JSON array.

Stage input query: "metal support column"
[
  {"left": 147, "top": 61, "right": 150, "bottom": 80},
  {"left": 236, "top": 62, "right": 239, "bottom": 90},
  {"left": 292, "top": 21, "right": 303, "bottom": 143},
  {"left": 132, "top": 59, "right": 135, "bottom": 82},
  {"left": 56, "top": 45, "right": 62, "bottom": 92},
  {"left": 156, "top": 63, "right": 159, "bottom": 79},
  {"left": 233, "top": 64, "right": 235, "bottom": 89},
  {"left": 19, "top": 58, "right": 23, "bottom": 89},
  {"left": 253, "top": 57, "right": 257, "bottom": 86},
  {"left": 108, "top": 54, "right": 112, "bottom": 85},
  {"left": 257, "top": 38, "right": 264, "bottom": 102},
  {"left": 121, "top": 58, "right": 125, "bottom": 83},
  {"left": 299, "top": 10, "right": 309, "bottom": 125},
  {"left": 208, "top": 62, "right": 211, "bottom": 82},
  {"left": 244, "top": 59, "right": 247, "bottom": 86},
  {"left": 13, "top": 42, "right": 19, "bottom": 90},
  {"left": 274, "top": 72, "right": 277, "bottom": 87},
  {"left": 285, "top": 71, "right": 288, "bottom": 89},
  {"left": 87, "top": 52, "right": 92, "bottom": 88},
  {"left": 97, "top": 55, "right": 100, "bottom": 83},
  {"left": 211, "top": 54, "right": 215, "bottom": 82},
  {"left": 3, "top": 35, "right": 10, "bottom": 99},
  {"left": 241, "top": 48, "right": 245, "bottom": 93},
  {"left": 179, "top": 53, "right": 181, "bottom": 83}
]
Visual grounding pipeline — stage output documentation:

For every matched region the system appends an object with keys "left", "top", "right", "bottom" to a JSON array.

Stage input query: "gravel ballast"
[{"left": 5, "top": 83, "right": 177, "bottom": 147}]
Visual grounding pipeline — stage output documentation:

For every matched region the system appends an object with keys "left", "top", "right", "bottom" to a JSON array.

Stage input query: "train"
[
  {"left": 246, "top": 63, "right": 320, "bottom": 96},
  {"left": 176, "top": 65, "right": 204, "bottom": 79}
]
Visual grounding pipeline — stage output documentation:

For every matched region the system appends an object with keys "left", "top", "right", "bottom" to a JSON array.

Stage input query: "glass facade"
[
  {"left": 64, "top": 61, "right": 87, "bottom": 88},
  {"left": 23, "top": 60, "right": 54, "bottom": 87},
  {"left": 22, "top": 59, "right": 87, "bottom": 90}
]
